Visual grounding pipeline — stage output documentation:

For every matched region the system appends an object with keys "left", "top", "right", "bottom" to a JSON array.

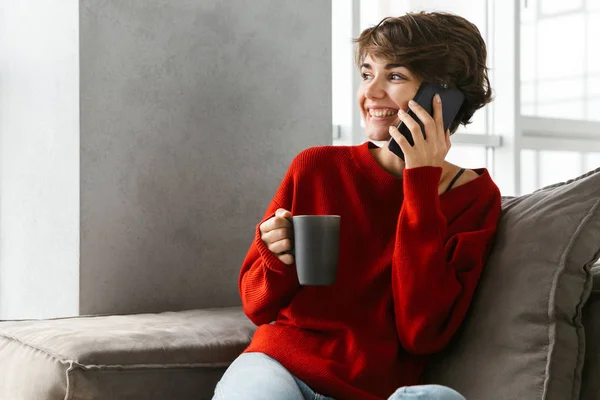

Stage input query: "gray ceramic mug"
[{"left": 284, "top": 215, "right": 341, "bottom": 286}]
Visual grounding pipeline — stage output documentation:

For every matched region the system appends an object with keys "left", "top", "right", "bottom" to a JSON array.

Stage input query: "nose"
[{"left": 364, "top": 77, "right": 386, "bottom": 99}]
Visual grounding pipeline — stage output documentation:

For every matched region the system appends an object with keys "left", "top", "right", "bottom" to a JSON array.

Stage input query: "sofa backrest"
[
  {"left": 426, "top": 167, "right": 600, "bottom": 400},
  {"left": 580, "top": 263, "right": 600, "bottom": 400}
]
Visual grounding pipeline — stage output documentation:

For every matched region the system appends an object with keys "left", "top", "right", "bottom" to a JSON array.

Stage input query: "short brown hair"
[{"left": 354, "top": 12, "right": 492, "bottom": 133}]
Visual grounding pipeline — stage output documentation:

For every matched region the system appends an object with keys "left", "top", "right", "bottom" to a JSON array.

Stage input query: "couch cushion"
[
  {"left": 0, "top": 307, "right": 255, "bottom": 400},
  {"left": 426, "top": 167, "right": 600, "bottom": 400},
  {"left": 580, "top": 263, "right": 600, "bottom": 400}
]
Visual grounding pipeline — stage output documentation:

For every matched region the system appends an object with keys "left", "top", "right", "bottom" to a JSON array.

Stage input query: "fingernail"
[
  {"left": 389, "top": 126, "right": 394, "bottom": 132},
  {"left": 409, "top": 100, "right": 416, "bottom": 106},
  {"left": 398, "top": 108, "right": 405, "bottom": 114},
  {"left": 435, "top": 94, "right": 441, "bottom": 103}
]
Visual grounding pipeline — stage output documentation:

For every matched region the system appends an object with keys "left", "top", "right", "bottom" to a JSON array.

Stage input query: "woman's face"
[{"left": 357, "top": 54, "right": 422, "bottom": 141}]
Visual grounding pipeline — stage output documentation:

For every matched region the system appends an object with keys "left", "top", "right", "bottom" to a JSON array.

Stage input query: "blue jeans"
[{"left": 213, "top": 352, "right": 465, "bottom": 400}]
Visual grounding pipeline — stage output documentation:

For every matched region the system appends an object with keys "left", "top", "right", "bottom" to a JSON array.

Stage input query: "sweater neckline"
[
  {"left": 350, "top": 141, "right": 400, "bottom": 187},
  {"left": 349, "top": 141, "right": 495, "bottom": 197}
]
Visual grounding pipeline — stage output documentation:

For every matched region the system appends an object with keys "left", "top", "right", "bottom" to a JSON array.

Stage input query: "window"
[
  {"left": 521, "top": 0, "right": 600, "bottom": 122},
  {"left": 332, "top": 0, "right": 600, "bottom": 196},
  {"left": 521, "top": 149, "right": 600, "bottom": 194},
  {"left": 519, "top": 0, "right": 600, "bottom": 194}
]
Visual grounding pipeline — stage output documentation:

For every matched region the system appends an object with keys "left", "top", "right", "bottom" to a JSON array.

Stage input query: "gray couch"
[{"left": 2, "top": 167, "right": 600, "bottom": 400}]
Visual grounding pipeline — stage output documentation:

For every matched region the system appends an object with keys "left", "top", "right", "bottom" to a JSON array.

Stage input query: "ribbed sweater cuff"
[{"left": 403, "top": 166, "right": 442, "bottom": 201}]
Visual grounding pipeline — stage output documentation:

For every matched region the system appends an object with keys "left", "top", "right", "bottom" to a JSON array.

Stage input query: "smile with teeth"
[{"left": 368, "top": 108, "right": 398, "bottom": 118}]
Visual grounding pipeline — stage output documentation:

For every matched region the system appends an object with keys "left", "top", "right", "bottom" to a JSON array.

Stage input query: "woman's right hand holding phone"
[{"left": 259, "top": 208, "right": 295, "bottom": 265}]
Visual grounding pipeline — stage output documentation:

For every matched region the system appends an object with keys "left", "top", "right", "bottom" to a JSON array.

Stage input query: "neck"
[
  {"left": 369, "top": 143, "right": 406, "bottom": 178},
  {"left": 368, "top": 141, "right": 451, "bottom": 181}
]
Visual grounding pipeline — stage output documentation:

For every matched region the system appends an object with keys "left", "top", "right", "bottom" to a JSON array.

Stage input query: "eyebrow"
[{"left": 360, "top": 63, "right": 406, "bottom": 70}]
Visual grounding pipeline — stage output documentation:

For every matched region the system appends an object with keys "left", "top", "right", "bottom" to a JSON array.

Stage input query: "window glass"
[
  {"left": 520, "top": 149, "right": 538, "bottom": 195},
  {"left": 538, "top": 150, "right": 583, "bottom": 187},
  {"left": 540, "top": 0, "right": 583, "bottom": 15},
  {"left": 521, "top": 2, "right": 599, "bottom": 122},
  {"left": 446, "top": 145, "right": 488, "bottom": 169}
]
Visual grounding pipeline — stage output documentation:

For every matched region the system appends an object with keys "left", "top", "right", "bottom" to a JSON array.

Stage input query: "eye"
[
  {"left": 360, "top": 72, "right": 372, "bottom": 80},
  {"left": 390, "top": 73, "right": 406, "bottom": 81}
]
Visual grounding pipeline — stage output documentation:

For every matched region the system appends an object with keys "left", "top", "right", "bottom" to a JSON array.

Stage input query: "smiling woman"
[
  {"left": 350, "top": 13, "right": 492, "bottom": 187},
  {"left": 216, "top": 11, "right": 502, "bottom": 400}
]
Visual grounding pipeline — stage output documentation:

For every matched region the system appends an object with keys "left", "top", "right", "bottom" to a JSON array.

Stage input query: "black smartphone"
[{"left": 388, "top": 82, "right": 465, "bottom": 160}]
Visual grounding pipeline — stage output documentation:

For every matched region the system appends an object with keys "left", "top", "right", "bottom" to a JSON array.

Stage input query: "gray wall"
[
  {"left": 79, "top": 0, "right": 332, "bottom": 315},
  {"left": 0, "top": 0, "right": 80, "bottom": 319}
]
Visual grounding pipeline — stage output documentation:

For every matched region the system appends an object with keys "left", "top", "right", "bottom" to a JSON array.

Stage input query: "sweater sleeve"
[
  {"left": 392, "top": 166, "right": 501, "bottom": 355},
  {"left": 238, "top": 165, "right": 301, "bottom": 326}
]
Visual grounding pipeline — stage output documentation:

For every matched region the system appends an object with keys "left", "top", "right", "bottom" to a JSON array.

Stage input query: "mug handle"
[{"left": 280, "top": 216, "right": 295, "bottom": 256}]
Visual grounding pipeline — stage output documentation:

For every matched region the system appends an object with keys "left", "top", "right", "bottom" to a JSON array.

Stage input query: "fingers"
[
  {"left": 390, "top": 102, "right": 451, "bottom": 168},
  {"left": 275, "top": 208, "right": 292, "bottom": 220},
  {"left": 260, "top": 208, "right": 292, "bottom": 234},
  {"left": 389, "top": 125, "right": 412, "bottom": 156},
  {"left": 406, "top": 99, "right": 435, "bottom": 143},
  {"left": 263, "top": 228, "right": 295, "bottom": 266},
  {"left": 277, "top": 254, "right": 295, "bottom": 265},
  {"left": 397, "top": 107, "right": 424, "bottom": 145},
  {"left": 262, "top": 227, "right": 293, "bottom": 247},
  {"left": 432, "top": 94, "right": 444, "bottom": 137},
  {"left": 267, "top": 238, "right": 293, "bottom": 254},
  {"left": 259, "top": 208, "right": 295, "bottom": 265}
]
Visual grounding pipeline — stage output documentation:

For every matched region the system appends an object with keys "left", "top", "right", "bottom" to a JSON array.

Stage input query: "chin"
[{"left": 365, "top": 128, "right": 392, "bottom": 142}]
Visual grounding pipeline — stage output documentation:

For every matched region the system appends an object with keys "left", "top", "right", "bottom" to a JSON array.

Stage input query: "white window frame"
[{"left": 490, "top": 0, "right": 522, "bottom": 196}]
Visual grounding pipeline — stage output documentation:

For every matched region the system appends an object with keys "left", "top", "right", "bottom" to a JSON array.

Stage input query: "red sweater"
[{"left": 239, "top": 142, "right": 502, "bottom": 400}]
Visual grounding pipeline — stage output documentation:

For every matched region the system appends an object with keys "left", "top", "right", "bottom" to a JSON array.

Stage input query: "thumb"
[{"left": 275, "top": 208, "right": 292, "bottom": 219}]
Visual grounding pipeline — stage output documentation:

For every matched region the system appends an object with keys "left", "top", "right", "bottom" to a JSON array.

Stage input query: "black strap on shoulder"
[{"left": 445, "top": 168, "right": 466, "bottom": 193}]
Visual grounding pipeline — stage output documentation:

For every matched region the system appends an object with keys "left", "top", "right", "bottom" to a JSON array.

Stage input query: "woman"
[{"left": 213, "top": 12, "right": 502, "bottom": 400}]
